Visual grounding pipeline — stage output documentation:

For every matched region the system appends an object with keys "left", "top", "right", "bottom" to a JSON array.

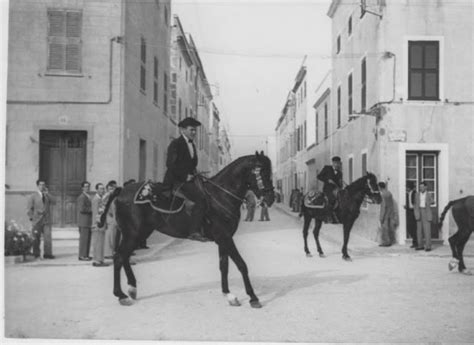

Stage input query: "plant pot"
[{"left": 4, "top": 255, "right": 25, "bottom": 264}]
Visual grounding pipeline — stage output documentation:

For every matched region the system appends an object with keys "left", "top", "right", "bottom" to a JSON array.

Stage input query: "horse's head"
[
  {"left": 364, "top": 172, "right": 382, "bottom": 204},
  {"left": 246, "top": 151, "right": 275, "bottom": 207}
]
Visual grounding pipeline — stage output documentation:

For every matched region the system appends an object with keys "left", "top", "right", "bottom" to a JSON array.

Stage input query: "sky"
[{"left": 172, "top": 0, "right": 333, "bottom": 159}]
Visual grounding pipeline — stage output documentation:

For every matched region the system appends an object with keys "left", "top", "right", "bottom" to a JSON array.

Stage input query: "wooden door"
[{"left": 39, "top": 130, "right": 87, "bottom": 227}]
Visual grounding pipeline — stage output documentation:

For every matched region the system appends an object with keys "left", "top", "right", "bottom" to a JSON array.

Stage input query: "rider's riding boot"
[
  {"left": 187, "top": 230, "right": 211, "bottom": 242},
  {"left": 331, "top": 209, "right": 340, "bottom": 224}
]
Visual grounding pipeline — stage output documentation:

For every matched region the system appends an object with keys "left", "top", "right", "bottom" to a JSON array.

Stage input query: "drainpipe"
[
  {"left": 7, "top": 36, "right": 123, "bottom": 105},
  {"left": 369, "top": 51, "right": 396, "bottom": 118}
]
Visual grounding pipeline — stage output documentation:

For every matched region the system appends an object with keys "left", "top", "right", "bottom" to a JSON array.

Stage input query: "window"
[
  {"left": 153, "top": 143, "right": 159, "bottom": 180},
  {"left": 361, "top": 57, "right": 367, "bottom": 111},
  {"left": 185, "top": 107, "right": 188, "bottom": 117},
  {"left": 348, "top": 156, "right": 354, "bottom": 184},
  {"left": 337, "top": 86, "right": 341, "bottom": 128},
  {"left": 303, "top": 120, "right": 307, "bottom": 148},
  {"left": 47, "top": 9, "right": 82, "bottom": 73},
  {"left": 324, "top": 103, "right": 328, "bottom": 139},
  {"left": 178, "top": 99, "right": 182, "bottom": 121},
  {"left": 163, "top": 73, "right": 168, "bottom": 113},
  {"left": 348, "top": 73, "right": 353, "bottom": 119},
  {"left": 164, "top": 6, "right": 168, "bottom": 25},
  {"left": 336, "top": 35, "right": 341, "bottom": 54},
  {"left": 179, "top": 57, "right": 182, "bottom": 70},
  {"left": 408, "top": 41, "right": 439, "bottom": 100},
  {"left": 140, "top": 36, "right": 146, "bottom": 92},
  {"left": 361, "top": 151, "right": 368, "bottom": 208},
  {"left": 348, "top": 16, "right": 352, "bottom": 36},
  {"left": 315, "top": 111, "right": 319, "bottom": 144},
  {"left": 153, "top": 57, "right": 158, "bottom": 104}
]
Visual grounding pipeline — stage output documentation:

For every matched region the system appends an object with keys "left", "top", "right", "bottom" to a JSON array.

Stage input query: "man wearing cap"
[
  {"left": 163, "top": 117, "right": 209, "bottom": 242},
  {"left": 317, "top": 156, "right": 343, "bottom": 223}
]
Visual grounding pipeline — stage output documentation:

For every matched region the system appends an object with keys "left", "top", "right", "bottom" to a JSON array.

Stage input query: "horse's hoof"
[
  {"left": 342, "top": 255, "right": 352, "bottom": 262},
  {"left": 250, "top": 300, "right": 262, "bottom": 309},
  {"left": 306, "top": 253, "right": 313, "bottom": 258},
  {"left": 128, "top": 286, "right": 137, "bottom": 300},
  {"left": 319, "top": 253, "right": 326, "bottom": 258},
  {"left": 460, "top": 269, "right": 473, "bottom": 276},
  {"left": 119, "top": 297, "right": 134, "bottom": 306},
  {"left": 448, "top": 260, "right": 458, "bottom": 271},
  {"left": 228, "top": 297, "right": 241, "bottom": 307}
]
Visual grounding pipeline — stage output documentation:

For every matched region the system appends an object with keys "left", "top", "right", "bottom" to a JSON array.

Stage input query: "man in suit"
[
  {"left": 378, "top": 182, "right": 396, "bottom": 247},
  {"left": 27, "top": 179, "right": 55, "bottom": 259},
  {"left": 405, "top": 181, "right": 418, "bottom": 248},
  {"left": 77, "top": 181, "right": 92, "bottom": 261},
  {"left": 104, "top": 180, "right": 118, "bottom": 259},
  {"left": 163, "top": 117, "right": 209, "bottom": 242},
  {"left": 414, "top": 181, "right": 434, "bottom": 251},
  {"left": 317, "top": 156, "right": 343, "bottom": 223},
  {"left": 91, "top": 183, "right": 109, "bottom": 267},
  {"left": 244, "top": 189, "right": 257, "bottom": 221}
]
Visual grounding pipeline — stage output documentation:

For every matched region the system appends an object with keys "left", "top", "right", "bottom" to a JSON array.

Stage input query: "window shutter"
[
  {"left": 65, "top": 43, "right": 81, "bottom": 71},
  {"left": 66, "top": 11, "right": 82, "bottom": 38},
  {"left": 47, "top": 9, "right": 82, "bottom": 73},
  {"left": 48, "top": 42, "right": 65, "bottom": 70},
  {"left": 48, "top": 10, "right": 65, "bottom": 36}
]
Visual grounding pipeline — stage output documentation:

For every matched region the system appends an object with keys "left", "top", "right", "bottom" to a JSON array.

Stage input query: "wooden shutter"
[{"left": 47, "top": 9, "right": 82, "bottom": 73}]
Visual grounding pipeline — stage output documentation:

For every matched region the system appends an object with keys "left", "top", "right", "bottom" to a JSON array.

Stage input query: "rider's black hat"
[
  {"left": 332, "top": 156, "right": 341, "bottom": 162},
  {"left": 178, "top": 117, "right": 201, "bottom": 128}
]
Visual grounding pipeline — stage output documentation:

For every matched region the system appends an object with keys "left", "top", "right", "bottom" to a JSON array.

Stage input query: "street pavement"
[{"left": 3, "top": 203, "right": 474, "bottom": 342}]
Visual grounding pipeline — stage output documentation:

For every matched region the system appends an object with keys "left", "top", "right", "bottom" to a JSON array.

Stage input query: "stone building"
[{"left": 6, "top": 0, "right": 172, "bottom": 227}]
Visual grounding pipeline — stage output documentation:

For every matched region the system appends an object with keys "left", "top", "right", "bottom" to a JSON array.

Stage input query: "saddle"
[
  {"left": 134, "top": 181, "right": 186, "bottom": 214},
  {"left": 303, "top": 190, "right": 327, "bottom": 209}
]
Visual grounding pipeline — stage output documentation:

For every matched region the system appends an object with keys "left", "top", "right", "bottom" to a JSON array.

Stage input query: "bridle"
[
  {"left": 251, "top": 166, "right": 274, "bottom": 197},
  {"left": 364, "top": 177, "right": 380, "bottom": 204}
]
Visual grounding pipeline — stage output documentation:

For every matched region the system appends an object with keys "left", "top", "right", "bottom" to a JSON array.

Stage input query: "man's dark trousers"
[
  {"left": 406, "top": 208, "right": 418, "bottom": 247},
  {"left": 180, "top": 181, "right": 206, "bottom": 234}
]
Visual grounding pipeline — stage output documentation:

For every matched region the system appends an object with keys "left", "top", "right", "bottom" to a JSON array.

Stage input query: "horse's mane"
[
  {"left": 346, "top": 173, "right": 372, "bottom": 194},
  {"left": 209, "top": 155, "right": 257, "bottom": 181}
]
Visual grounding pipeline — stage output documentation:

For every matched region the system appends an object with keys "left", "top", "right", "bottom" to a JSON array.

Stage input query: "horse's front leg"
[
  {"left": 302, "top": 216, "right": 312, "bottom": 257},
  {"left": 313, "top": 219, "right": 325, "bottom": 257},
  {"left": 341, "top": 218, "right": 356, "bottom": 261},
  {"left": 223, "top": 238, "right": 261, "bottom": 308},
  {"left": 219, "top": 245, "right": 240, "bottom": 306}
]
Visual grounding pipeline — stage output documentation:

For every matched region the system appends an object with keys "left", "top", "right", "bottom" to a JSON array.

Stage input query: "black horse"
[
  {"left": 300, "top": 172, "right": 382, "bottom": 261},
  {"left": 100, "top": 152, "right": 274, "bottom": 307},
  {"left": 438, "top": 196, "right": 474, "bottom": 275}
]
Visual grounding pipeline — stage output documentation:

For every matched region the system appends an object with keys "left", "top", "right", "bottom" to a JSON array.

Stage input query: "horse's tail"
[
  {"left": 98, "top": 187, "right": 122, "bottom": 228},
  {"left": 438, "top": 197, "right": 468, "bottom": 229}
]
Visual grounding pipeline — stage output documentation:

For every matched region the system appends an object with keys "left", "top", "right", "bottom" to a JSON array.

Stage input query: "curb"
[{"left": 8, "top": 231, "right": 178, "bottom": 267}]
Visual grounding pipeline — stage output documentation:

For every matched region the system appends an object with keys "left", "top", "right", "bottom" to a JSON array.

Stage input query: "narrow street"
[{"left": 4, "top": 206, "right": 474, "bottom": 342}]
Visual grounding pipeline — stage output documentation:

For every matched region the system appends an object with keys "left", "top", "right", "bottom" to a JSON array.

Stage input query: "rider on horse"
[
  {"left": 317, "top": 156, "right": 343, "bottom": 224},
  {"left": 163, "top": 117, "right": 209, "bottom": 242}
]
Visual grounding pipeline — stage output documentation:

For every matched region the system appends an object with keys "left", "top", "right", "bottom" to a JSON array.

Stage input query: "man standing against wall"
[
  {"left": 405, "top": 181, "right": 418, "bottom": 248},
  {"left": 77, "top": 181, "right": 92, "bottom": 261},
  {"left": 378, "top": 182, "right": 396, "bottom": 247},
  {"left": 414, "top": 181, "right": 433, "bottom": 252},
  {"left": 27, "top": 179, "right": 55, "bottom": 259}
]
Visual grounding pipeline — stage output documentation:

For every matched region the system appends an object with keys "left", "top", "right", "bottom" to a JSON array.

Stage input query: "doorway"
[
  {"left": 39, "top": 130, "right": 87, "bottom": 227},
  {"left": 405, "top": 151, "right": 440, "bottom": 239}
]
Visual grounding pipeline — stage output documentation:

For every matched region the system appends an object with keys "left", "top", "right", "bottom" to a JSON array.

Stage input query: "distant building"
[
  {"left": 218, "top": 128, "right": 232, "bottom": 170},
  {"left": 210, "top": 103, "right": 221, "bottom": 175},
  {"left": 6, "top": 0, "right": 172, "bottom": 227},
  {"left": 170, "top": 15, "right": 215, "bottom": 177},
  {"left": 275, "top": 66, "right": 311, "bottom": 204}
]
